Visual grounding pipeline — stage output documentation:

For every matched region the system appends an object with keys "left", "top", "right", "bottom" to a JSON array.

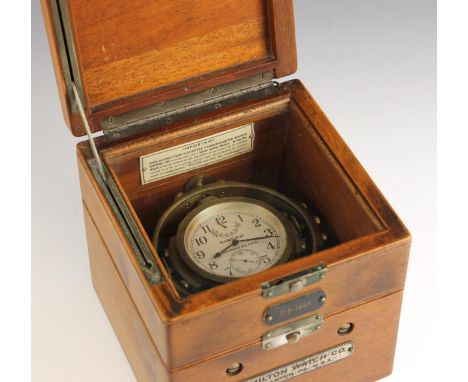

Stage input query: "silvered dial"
[{"left": 181, "top": 199, "right": 290, "bottom": 281}]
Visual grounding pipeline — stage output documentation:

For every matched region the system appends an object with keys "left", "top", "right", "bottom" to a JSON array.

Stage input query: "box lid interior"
[{"left": 44, "top": 0, "right": 297, "bottom": 136}]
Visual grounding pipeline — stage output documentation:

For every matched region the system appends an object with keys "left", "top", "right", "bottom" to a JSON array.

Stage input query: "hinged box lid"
[{"left": 41, "top": 0, "right": 297, "bottom": 136}]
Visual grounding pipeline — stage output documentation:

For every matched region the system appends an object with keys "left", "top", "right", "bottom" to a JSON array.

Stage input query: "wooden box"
[{"left": 41, "top": 1, "right": 411, "bottom": 381}]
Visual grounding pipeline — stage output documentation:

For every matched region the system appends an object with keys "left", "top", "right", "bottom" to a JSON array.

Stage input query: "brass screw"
[{"left": 151, "top": 274, "right": 160, "bottom": 283}]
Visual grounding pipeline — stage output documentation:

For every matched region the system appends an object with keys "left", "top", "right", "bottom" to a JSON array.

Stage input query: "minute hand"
[{"left": 236, "top": 235, "right": 279, "bottom": 242}]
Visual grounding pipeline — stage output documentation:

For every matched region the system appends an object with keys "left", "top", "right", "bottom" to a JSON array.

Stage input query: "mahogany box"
[{"left": 41, "top": 1, "right": 411, "bottom": 381}]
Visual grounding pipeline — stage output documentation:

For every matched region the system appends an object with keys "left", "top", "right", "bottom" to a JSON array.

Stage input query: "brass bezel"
[{"left": 153, "top": 180, "right": 320, "bottom": 289}]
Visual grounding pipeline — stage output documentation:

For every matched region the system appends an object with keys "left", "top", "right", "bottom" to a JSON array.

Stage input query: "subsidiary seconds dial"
[{"left": 176, "top": 197, "right": 295, "bottom": 282}]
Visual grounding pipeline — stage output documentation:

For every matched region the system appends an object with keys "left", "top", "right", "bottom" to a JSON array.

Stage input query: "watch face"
[{"left": 177, "top": 197, "right": 294, "bottom": 282}]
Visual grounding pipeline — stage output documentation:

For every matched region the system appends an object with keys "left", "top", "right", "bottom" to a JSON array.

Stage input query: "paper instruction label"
[{"left": 140, "top": 124, "right": 255, "bottom": 184}]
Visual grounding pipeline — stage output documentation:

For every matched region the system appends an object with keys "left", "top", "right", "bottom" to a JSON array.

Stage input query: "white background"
[{"left": 1, "top": 0, "right": 458, "bottom": 381}]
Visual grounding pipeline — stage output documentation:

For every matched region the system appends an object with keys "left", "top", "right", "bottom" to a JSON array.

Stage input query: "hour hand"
[{"left": 212, "top": 239, "right": 239, "bottom": 259}]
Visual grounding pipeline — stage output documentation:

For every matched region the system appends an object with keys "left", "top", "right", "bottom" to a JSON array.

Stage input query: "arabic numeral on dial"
[
  {"left": 209, "top": 261, "right": 218, "bottom": 270},
  {"left": 264, "top": 228, "right": 274, "bottom": 237},
  {"left": 260, "top": 255, "right": 271, "bottom": 264},
  {"left": 238, "top": 214, "right": 244, "bottom": 222},
  {"left": 216, "top": 216, "right": 227, "bottom": 226},
  {"left": 195, "top": 236, "right": 208, "bottom": 246},
  {"left": 267, "top": 242, "right": 275, "bottom": 250},
  {"left": 195, "top": 250, "right": 205, "bottom": 260},
  {"left": 201, "top": 225, "right": 211, "bottom": 234},
  {"left": 252, "top": 218, "right": 261, "bottom": 227}
]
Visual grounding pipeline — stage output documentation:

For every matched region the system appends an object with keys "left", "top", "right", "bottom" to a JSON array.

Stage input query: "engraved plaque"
[
  {"left": 243, "top": 342, "right": 354, "bottom": 382},
  {"left": 264, "top": 290, "right": 326, "bottom": 325}
]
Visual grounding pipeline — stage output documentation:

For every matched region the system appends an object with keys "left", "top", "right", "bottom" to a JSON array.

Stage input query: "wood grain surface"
[
  {"left": 40, "top": 0, "right": 297, "bottom": 136},
  {"left": 68, "top": 0, "right": 270, "bottom": 106},
  {"left": 84, "top": 206, "right": 170, "bottom": 382},
  {"left": 86, "top": 208, "right": 403, "bottom": 382}
]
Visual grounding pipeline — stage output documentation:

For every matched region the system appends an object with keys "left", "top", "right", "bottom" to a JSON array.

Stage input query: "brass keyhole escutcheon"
[{"left": 226, "top": 363, "right": 243, "bottom": 377}]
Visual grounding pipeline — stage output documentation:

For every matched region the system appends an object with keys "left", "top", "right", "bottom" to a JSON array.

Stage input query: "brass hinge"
[{"left": 101, "top": 72, "right": 277, "bottom": 140}]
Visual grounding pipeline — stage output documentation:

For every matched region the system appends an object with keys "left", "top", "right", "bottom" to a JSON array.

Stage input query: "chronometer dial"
[{"left": 182, "top": 200, "right": 288, "bottom": 280}]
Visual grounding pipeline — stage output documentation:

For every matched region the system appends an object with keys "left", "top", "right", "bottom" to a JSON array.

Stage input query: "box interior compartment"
[{"left": 92, "top": 89, "right": 384, "bottom": 297}]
